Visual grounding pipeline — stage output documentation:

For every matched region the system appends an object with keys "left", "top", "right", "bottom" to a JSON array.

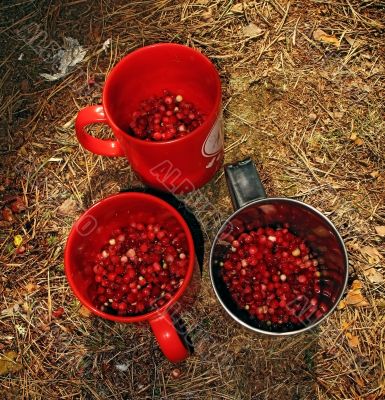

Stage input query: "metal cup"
[{"left": 209, "top": 158, "right": 348, "bottom": 335}]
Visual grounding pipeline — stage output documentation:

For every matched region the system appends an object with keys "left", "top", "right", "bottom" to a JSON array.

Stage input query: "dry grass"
[{"left": 0, "top": 0, "right": 384, "bottom": 399}]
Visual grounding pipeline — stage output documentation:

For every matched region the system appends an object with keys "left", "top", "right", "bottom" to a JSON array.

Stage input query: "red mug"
[
  {"left": 75, "top": 43, "right": 223, "bottom": 194},
  {"left": 64, "top": 192, "right": 200, "bottom": 362}
]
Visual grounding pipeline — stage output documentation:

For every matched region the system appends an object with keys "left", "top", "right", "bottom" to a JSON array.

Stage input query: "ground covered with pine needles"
[{"left": 0, "top": 1, "right": 384, "bottom": 399}]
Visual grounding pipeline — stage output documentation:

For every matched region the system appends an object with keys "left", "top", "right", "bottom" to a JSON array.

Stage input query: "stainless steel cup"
[{"left": 209, "top": 158, "right": 348, "bottom": 335}]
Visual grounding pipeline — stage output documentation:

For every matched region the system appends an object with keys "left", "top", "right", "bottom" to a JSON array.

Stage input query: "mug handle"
[
  {"left": 224, "top": 158, "right": 267, "bottom": 210},
  {"left": 149, "top": 312, "right": 190, "bottom": 363},
  {"left": 75, "top": 105, "right": 125, "bottom": 157}
]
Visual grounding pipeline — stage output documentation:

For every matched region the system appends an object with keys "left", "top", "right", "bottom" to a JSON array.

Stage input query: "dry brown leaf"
[
  {"left": 345, "top": 332, "right": 359, "bottom": 348},
  {"left": 363, "top": 267, "right": 384, "bottom": 284},
  {"left": 360, "top": 246, "right": 382, "bottom": 264},
  {"left": 25, "top": 282, "right": 39, "bottom": 293},
  {"left": 345, "top": 36, "right": 364, "bottom": 47},
  {"left": 344, "top": 280, "right": 369, "bottom": 307},
  {"left": 201, "top": 9, "right": 213, "bottom": 21},
  {"left": 375, "top": 226, "right": 385, "bottom": 237},
  {"left": 370, "top": 171, "right": 380, "bottom": 178},
  {"left": 354, "top": 137, "right": 364, "bottom": 146},
  {"left": 354, "top": 375, "right": 365, "bottom": 388},
  {"left": 79, "top": 305, "right": 92, "bottom": 318},
  {"left": 313, "top": 29, "right": 340, "bottom": 47},
  {"left": 243, "top": 23, "right": 263, "bottom": 38},
  {"left": 57, "top": 198, "right": 78, "bottom": 217},
  {"left": 0, "top": 351, "right": 23, "bottom": 375},
  {"left": 231, "top": 3, "right": 244, "bottom": 13}
]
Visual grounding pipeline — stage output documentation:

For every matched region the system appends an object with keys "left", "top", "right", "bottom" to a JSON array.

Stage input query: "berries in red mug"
[
  {"left": 92, "top": 221, "right": 190, "bottom": 316},
  {"left": 128, "top": 90, "right": 204, "bottom": 142},
  {"left": 65, "top": 192, "right": 200, "bottom": 363}
]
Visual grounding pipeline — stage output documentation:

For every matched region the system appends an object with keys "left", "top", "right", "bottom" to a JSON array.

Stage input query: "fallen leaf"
[
  {"left": 345, "top": 332, "right": 359, "bottom": 348},
  {"left": 243, "top": 23, "right": 263, "bottom": 38},
  {"left": 375, "top": 226, "right": 385, "bottom": 237},
  {"left": 10, "top": 197, "right": 26, "bottom": 213},
  {"left": 354, "top": 137, "right": 364, "bottom": 146},
  {"left": 79, "top": 305, "right": 92, "bottom": 318},
  {"left": 25, "top": 282, "right": 39, "bottom": 293},
  {"left": 231, "top": 3, "right": 244, "bottom": 13},
  {"left": 313, "top": 29, "right": 340, "bottom": 47},
  {"left": 0, "top": 351, "right": 23, "bottom": 375},
  {"left": 345, "top": 36, "right": 364, "bottom": 47},
  {"left": 375, "top": 298, "right": 385, "bottom": 307},
  {"left": 349, "top": 132, "right": 357, "bottom": 141},
  {"left": 360, "top": 246, "right": 382, "bottom": 264},
  {"left": 1, "top": 207, "right": 14, "bottom": 222},
  {"left": 1, "top": 304, "right": 20, "bottom": 317},
  {"left": 201, "top": 9, "right": 213, "bottom": 21},
  {"left": 341, "top": 320, "right": 350, "bottom": 330},
  {"left": 333, "top": 111, "right": 344, "bottom": 119},
  {"left": 343, "top": 280, "right": 369, "bottom": 307},
  {"left": 370, "top": 171, "right": 380, "bottom": 178},
  {"left": 57, "top": 198, "right": 78, "bottom": 216},
  {"left": 354, "top": 375, "right": 365, "bottom": 388},
  {"left": 363, "top": 267, "right": 384, "bottom": 284},
  {"left": 14, "top": 235, "right": 23, "bottom": 247}
]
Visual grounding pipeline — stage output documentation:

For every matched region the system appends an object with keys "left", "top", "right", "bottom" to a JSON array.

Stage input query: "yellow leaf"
[
  {"left": 79, "top": 305, "right": 92, "bottom": 318},
  {"left": 344, "top": 280, "right": 369, "bottom": 307},
  {"left": 375, "top": 226, "right": 385, "bottom": 237},
  {"left": 13, "top": 235, "right": 23, "bottom": 247},
  {"left": 349, "top": 132, "right": 357, "bottom": 141},
  {"left": 354, "top": 137, "right": 364, "bottom": 146},
  {"left": 0, "top": 351, "right": 23, "bottom": 375},
  {"left": 351, "top": 280, "right": 363, "bottom": 291},
  {"left": 313, "top": 29, "right": 340, "bottom": 47},
  {"left": 371, "top": 171, "right": 380, "bottom": 178},
  {"left": 25, "top": 282, "right": 38, "bottom": 293},
  {"left": 337, "top": 299, "right": 346, "bottom": 310},
  {"left": 345, "top": 332, "right": 359, "bottom": 348},
  {"left": 341, "top": 320, "right": 350, "bottom": 330}
]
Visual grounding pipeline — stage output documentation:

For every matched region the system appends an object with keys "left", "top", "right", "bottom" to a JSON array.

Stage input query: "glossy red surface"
[
  {"left": 75, "top": 43, "right": 223, "bottom": 193},
  {"left": 64, "top": 192, "right": 197, "bottom": 362}
]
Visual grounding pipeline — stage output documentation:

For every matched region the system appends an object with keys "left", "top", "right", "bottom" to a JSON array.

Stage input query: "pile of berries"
[
  {"left": 92, "top": 221, "right": 189, "bottom": 316},
  {"left": 128, "top": 90, "right": 204, "bottom": 142},
  {"left": 220, "top": 224, "right": 328, "bottom": 328}
]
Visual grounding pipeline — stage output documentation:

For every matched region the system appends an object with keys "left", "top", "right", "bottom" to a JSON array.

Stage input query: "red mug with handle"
[
  {"left": 64, "top": 192, "right": 200, "bottom": 362},
  {"left": 75, "top": 43, "right": 223, "bottom": 194}
]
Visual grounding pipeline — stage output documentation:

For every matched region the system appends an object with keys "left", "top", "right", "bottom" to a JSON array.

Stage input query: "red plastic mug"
[
  {"left": 75, "top": 43, "right": 223, "bottom": 194},
  {"left": 64, "top": 192, "right": 200, "bottom": 362}
]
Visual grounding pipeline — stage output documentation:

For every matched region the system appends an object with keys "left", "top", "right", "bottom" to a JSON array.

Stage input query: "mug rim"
[
  {"left": 209, "top": 197, "right": 349, "bottom": 336},
  {"left": 64, "top": 191, "right": 196, "bottom": 323},
  {"left": 102, "top": 42, "right": 222, "bottom": 147}
]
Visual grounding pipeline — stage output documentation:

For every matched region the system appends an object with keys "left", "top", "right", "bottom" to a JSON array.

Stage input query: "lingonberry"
[{"left": 92, "top": 220, "right": 189, "bottom": 316}]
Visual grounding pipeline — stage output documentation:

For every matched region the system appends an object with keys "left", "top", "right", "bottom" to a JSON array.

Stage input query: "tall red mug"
[
  {"left": 75, "top": 43, "right": 223, "bottom": 194},
  {"left": 64, "top": 192, "right": 200, "bottom": 363}
]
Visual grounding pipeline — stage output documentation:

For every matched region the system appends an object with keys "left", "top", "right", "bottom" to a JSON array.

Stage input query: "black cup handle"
[{"left": 224, "top": 158, "right": 267, "bottom": 210}]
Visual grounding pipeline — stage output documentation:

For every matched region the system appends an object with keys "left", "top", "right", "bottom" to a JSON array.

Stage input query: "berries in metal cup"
[{"left": 210, "top": 158, "right": 348, "bottom": 335}]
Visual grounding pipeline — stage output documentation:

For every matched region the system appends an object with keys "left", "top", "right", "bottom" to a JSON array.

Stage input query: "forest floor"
[{"left": 0, "top": 1, "right": 384, "bottom": 399}]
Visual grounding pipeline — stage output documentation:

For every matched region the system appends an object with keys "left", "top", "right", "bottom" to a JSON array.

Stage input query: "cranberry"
[
  {"left": 127, "top": 90, "right": 204, "bottom": 142},
  {"left": 219, "top": 224, "right": 323, "bottom": 330},
  {"left": 92, "top": 220, "right": 189, "bottom": 316}
]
